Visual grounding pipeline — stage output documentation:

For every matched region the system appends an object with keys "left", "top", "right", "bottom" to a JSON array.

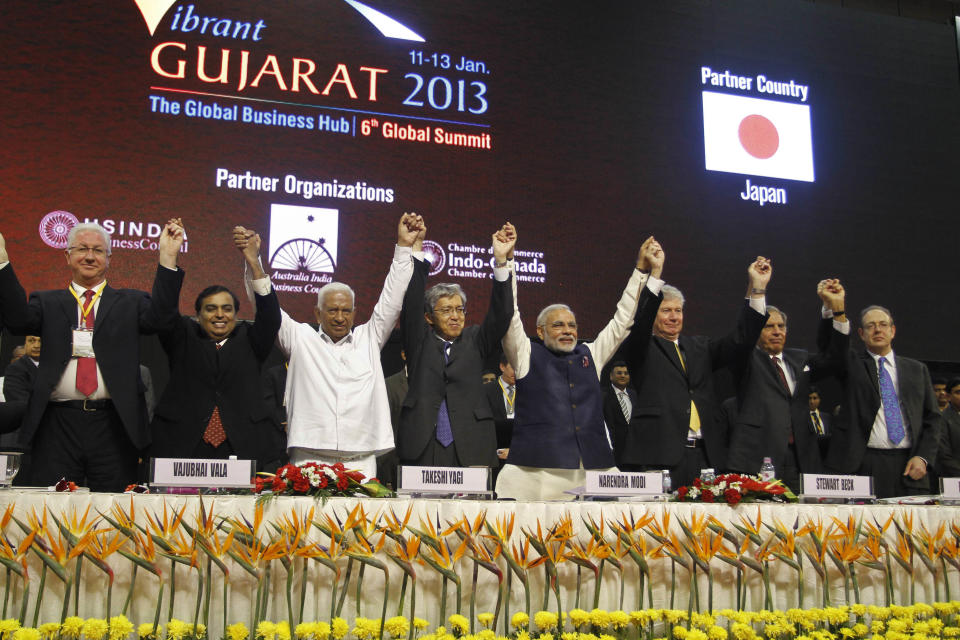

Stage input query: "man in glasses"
[
  {"left": 397, "top": 223, "right": 515, "bottom": 469},
  {"left": 0, "top": 220, "right": 185, "bottom": 490}
]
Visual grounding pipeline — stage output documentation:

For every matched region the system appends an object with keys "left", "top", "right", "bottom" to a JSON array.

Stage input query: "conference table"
[{"left": 0, "top": 490, "right": 955, "bottom": 633}]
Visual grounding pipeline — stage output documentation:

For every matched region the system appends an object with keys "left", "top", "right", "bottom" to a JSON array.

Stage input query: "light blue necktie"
[
  {"left": 878, "top": 356, "right": 905, "bottom": 444},
  {"left": 436, "top": 341, "right": 454, "bottom": 447}
]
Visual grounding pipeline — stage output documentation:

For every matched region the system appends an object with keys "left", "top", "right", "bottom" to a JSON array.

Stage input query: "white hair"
[
  {"left": 67, "top": 222, "right": 112, "bottom": 256},
  {"left": 316, "top": 282, "right": 355, "bottom": 308},
  {"left": 661, "top": 285, "right": 684, "bottom": 306},
  {"left": 536, "top": 303, "right": 574, "bottom": 328}
]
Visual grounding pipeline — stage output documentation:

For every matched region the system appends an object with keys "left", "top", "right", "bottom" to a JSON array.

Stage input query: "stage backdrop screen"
[{"left": 2, "top": 0, "right": 958, "bottom": 359}]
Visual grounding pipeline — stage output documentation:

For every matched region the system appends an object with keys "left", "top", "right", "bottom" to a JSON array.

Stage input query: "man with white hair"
[
  {"left": 495, "top": 234, "right": 664, "bottom": 501},
  {"left": 249, "top": 213, "right": 422, "bottom": 479},
  {"left": 0, "top": 219, "right": 185, "bottom": 491},
  {"left": 618, "top": 257, "right": 771, "bottom": 489}
]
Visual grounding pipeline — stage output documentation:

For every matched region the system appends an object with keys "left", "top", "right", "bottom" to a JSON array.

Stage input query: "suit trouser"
[
  {"left": 859, "top": 447, "right": 927, "bottom": 499},
  {"left": 31, "top": 402, "right": 138, "bottom": 492}
]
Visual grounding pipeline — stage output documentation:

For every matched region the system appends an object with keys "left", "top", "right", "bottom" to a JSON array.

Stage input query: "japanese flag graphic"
[{"left": 702, "top": 91, "right": 814, "bottom": 182}]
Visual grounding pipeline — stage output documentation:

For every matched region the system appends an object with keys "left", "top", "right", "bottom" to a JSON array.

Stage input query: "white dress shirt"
[
  {"left": 270, "top": 245, "right": 413, "bottom": 456},
  {"left": 50, "top": 280, "right": 111, "bottom": 401},
  {"left": 866, "top": 349, "right": 911, "bottom": 449}
]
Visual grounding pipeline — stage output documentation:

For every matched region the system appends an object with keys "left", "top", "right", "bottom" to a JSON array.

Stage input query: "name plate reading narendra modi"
[
  {"left": 802, "top": 473, "right": 873, "bottom": 499},
  {"left": 151, "top": 458, "right": 255, "bottom": 488},
  {"left": 585, "top": 471, "right": 663, "bottom": 496},
  {"left": 399, "top": 466, "right": 490, "bottom": 493}
]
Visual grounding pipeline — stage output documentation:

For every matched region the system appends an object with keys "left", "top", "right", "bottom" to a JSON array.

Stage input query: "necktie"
[
  {"left": 436, "top": 341, "right": 454, "bottom": 447},
  {"left": 202, "top": 343, "right": 227, "bottom": 448},
  {"left": 878, "top": 356, "right": 905, "bottom": 444},
  {"left": 618, "top": 390, "right": 630, "bottom": 421},
  {"left": 674, "top": 342, "right": 701, "bottom": 432},
  {"left": 75, "top": 290, "right": 98, "bottom": 396},
  {"left": 504, "top": 384, "right": 515, "bottom": 416},
  {"left": 771, "top": 356, "right": 790, "bottom": 392},
  {"left": 811, "top": 411, "right": 824, "bottom": 435}
]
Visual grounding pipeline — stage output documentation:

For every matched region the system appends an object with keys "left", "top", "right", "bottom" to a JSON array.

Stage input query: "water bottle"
[
  {"left": 699, "top": 468, "right": 715, "bottom": 484},
  {"left": 661, "top": 469, "right": 672, "bottom": 493},
  {"left": 760, "top": 457, "right": 776, "bottom": 482}
]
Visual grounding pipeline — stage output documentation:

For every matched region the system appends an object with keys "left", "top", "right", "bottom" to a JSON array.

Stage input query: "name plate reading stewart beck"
[
  {"left": 585, "top": 471, "right": 663, "bottom": 496},
  {"left": 151, "top": 458, "right": 255, "bottom": 488},
  {"left": 399, "top": 466, "right": 490, "bottom": 494},
  {"left": 802, "top": 474, "right": 873, "bottom": 499}
]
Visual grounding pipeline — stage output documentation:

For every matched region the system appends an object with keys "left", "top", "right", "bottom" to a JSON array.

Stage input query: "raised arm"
[
  {"left": 476, "top": 222, "right": 515, "bottom": 358},
  {"left": 0, "top": 231, "right": 39, "bottom": 335},
  {"left": 808, "top": 278, "right": 850, "bottom": 380},
  {"left": 140, "top": 219, "right": 187, "bottom": 333},
  {"left": 709, "top": 256, "right": 771, "bottom": 369},
  {"left": 368, "top": 213, "right": 421, "bottom": 348},
  {"left": 234, "top": 226, "right": 280, "bottom": 359}
]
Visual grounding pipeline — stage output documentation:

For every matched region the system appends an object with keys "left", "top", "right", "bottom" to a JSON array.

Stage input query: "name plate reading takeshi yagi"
[
  {"left": 585, "top": 471, "right": 663, "bottom": 496},
  {"left": 399, "top": 466, "right": 490, "bottom": 493},
  {"left": 151, "top": 458, "right": 255, "bottom": 488},
  {"left": 802, "top": 473, "right": 873, "bottom": 499},
  {"left": 941, "top": 477, "right": 960, "bottom": 500}
]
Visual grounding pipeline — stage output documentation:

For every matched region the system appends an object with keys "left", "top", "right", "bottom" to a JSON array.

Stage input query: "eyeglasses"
[
  {"left": 68, "top": 246, "right": 107, "bottom": 257},
  {"left": 862, "top": 321, "right": 892, "bottom": 330},
  {"left": 433, "top": 306, "right": 466, "bottom": 317}
]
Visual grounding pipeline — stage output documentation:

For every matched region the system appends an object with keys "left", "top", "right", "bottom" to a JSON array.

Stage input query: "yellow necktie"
[{"left": 674, "top": 342, "right": 701, "bottom": 433}]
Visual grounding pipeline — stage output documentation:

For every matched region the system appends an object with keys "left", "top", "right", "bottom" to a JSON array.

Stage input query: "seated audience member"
[
  {"left": 9, "top": 346, "right": 25, "bottom": 364},
  {"left": 808, "top": 385, "right": 832, "bottom": 461},
  {"left": 397, "top": 222, "right": 514, "bottom": 469},
  {"left": 603, "top": 360, "right": 637, "bottom": 467},
  {"left": 933, "top": 377, "right": 949, "bottom": 412},
  {"left": 825, "top": 306, "right": 942, "bottom": 498},
  {"left": 496, "top": 233, "right": 663, "bottom": 500},
  {"left": 149, "top": 228, "right": 285, "bottom": 470},
  {"left": 249, "top": 214, "right": 422, "bottom": 480},
  {"left": 0, "top": 221, "right": 184, "bottom": 491},
  {"left": 482, "top": 371, "right": 497, "bottom": 385},
  {"left": 485, "top": 352, "right": 517, "bottom": 473},
  {"left": 936, "top": 377, "right": 960, "bottom": 479},
  {"left": 725, "top": 281, "right": 848, "bottom": 493},
  {"left": 619, "top": 257, "right": 771, "bottom": 489}
]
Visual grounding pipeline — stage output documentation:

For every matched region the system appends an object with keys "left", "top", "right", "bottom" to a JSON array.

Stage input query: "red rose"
[
  {"left": 271, "top": 476, "right": 288, "bottom": 492},
  {"left": 292, "top": 477, "right": 310, "bottom": 493},
  {"left": 319, "top": 475, "right": 328, "bottom": 488},
  {"left": 702, "top": 491, "right": 714, "bottom": 503},
  {"left": 692, "top": 478, "right": 702, "bottom": 488},
  {"left": 678, "top": 486, "right": 689, "bottom": 500},
  {"left": 336, "top": 477, "right": 349, "bottom": 491},
  {"left": 724, "top": 489, "right": 743, "bottom": 506}
]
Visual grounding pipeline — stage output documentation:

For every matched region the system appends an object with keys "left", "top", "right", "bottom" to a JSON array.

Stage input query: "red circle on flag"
[{"left": 738, "top": 114, "right": 779, "bottom": 159}]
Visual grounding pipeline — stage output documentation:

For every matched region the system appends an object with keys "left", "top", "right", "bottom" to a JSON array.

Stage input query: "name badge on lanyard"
[{"left": 72, "top": 328, "right": 95, "bottom": 357}]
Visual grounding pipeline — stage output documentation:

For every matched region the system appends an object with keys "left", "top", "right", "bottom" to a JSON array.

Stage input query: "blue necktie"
[
  {"left": 436, "top": 341, "right": 454, "bottom": 447},
  {"left": 878, "top": 356, "right": 905, "bottom": 444}
]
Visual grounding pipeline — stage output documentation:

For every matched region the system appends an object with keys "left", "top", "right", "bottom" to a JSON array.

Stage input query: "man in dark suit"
[
  {"left": 484, "top": 353, "right": 516, "bottom": 473},
  {"left": 148, "top": 228, "right": 285, "bottom": 471},
  {"left": 936, "top": 377, "right": 960, "bottom": 480},
  {"left": 725, "top": 280, "right": 849, "bottom": 493},
  {"left": 376, "top": 352, "right": 408, "bottom": 489},
  {"left": 808, "top": 386, "right": 832, "bottom": 461},
  {"left": 0, "top": 220, "right": 184, "bottom": 491},
  {"left": 2, "top": 334, "right": 40, "bottom": 485},
  {"left": 397, "top": 223, "right": 514, "bottom": 468},
  {"left": 603, "top": 360, "right": 637, "bottom": 467},
  {"left": 825, "top": 305, "right": 942, "bottom": 498},
  {"left": 619, "top": 257, "right": 771, "bottom": 489}
]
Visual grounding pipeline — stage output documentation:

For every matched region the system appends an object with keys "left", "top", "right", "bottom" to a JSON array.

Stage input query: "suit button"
[
  {"left": 569, "top": 383, "right": 574, "bottom": 388},
  {"left": 571, "top": 404, "right": 577, "bottom": 409},
  {"left": 575, "top": 426, "right": 580, "bottom": 431}
]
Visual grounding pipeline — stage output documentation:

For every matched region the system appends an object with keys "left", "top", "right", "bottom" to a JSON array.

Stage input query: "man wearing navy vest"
[{"left": 496, "top": 233, "right": 665, "bottom": 500}]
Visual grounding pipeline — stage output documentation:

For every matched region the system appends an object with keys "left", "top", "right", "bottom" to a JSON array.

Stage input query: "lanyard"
[{"left": 68, "top": 285, "right": 104, "bottom": 324}]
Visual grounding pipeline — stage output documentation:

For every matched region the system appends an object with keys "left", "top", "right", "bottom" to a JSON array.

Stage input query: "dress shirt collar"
[
  {"left": 867, "top": 348, "right": 896, "bottom": 367},
  {"left": 70, "top": 280, "right": 107, "bottom": 296},
  {"left": 319, "top": 328, "right": 354, "bottom": 345}
]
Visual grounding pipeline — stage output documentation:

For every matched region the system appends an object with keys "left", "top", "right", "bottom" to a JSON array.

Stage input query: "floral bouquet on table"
[
  {"left": 675, "top": 473, "right": 797, "bottom": 505},
  {"left": 253, "top": 461, "right": 394, "bottom": 499}
]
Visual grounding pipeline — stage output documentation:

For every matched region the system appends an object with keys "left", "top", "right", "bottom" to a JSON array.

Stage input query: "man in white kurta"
[{"left": 246, "top": 214, "right": 422, "bottom": 479}]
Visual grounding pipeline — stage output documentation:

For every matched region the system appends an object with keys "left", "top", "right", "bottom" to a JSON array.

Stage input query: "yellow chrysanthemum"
[
  {"left": 474, "top": 615, "right": 493, "bottom": 631},
  {"left": 107, "top": 616, "right": 134, "bottom": 640},
  {"left": 476, "top": 630, "right": 495, "bottom": 640},
  {"left": 533, "top": 613, "right": 557, "bottom": 632},
  {"left": 331, "top": 620, "right": 349, "bottom": 640},
  {"left": 137, "top": 624, "right": 161, "bottom": 640},
  {"left": 943, "top": 627, "right": 960, "bottom": 638},
  {"left": 0, "top": 621, "right": 21, "bottom": 639},
  {"left": 730, "top": 623, "right": 756, "bottom": 640},
  {"left": 38, "top": 624, "right": 60, "bottom": 640},
  {"left": 708, "top": 626, "right": 727, "bottom": 640},
  {"left": 629, "top": 612, "right": 650, "bottom": 628},
  {"left": 61, "top": 619, "right": 84, "bottom": 640},
  {"left": 515, "top": 631, "right": 530, "bottom": 640},
  {"left": 294, "top": 624, "right": 314, "bottom": 640},
  {"left": 609, "top": 612, "right": 630, "bottom": 631},
  {"left": 12, "top": 629, "right": 40, "bottom": 640},
  {"left": 276, "top": 623, "right": 290, "bottom": 640},
  {"left": 598, "top": 633, "right": 617, "bottom": 640},
  {"left": 256, "top": 622, "right": 278, "bottom": 640},
  {"left": 448, "top": 616, "right": 470, "bottom": 635},
  {"left": 536, "top": 633, "right": 553, "bottom": 640},
  {"left": 81, "top": 619, "right": 109, "bottom": 640},
  {"left": 227, "top": 623, "right": 250, "bottom": 640},
  {"left": 589, "top": 610, "right": 610, "bottom": 629},
  {"left": 673, "top": 628, "right": 688, "bottom": 640},
  {"left": 686, "top": 630, "right": 707, "bottom": 640},
  {"left": 413, "top": 620, "right": 429, "bottom": 632},
  {"left": 167, "top": 621, "right": 193, "bottom": 640},
  {"left": 384, "top": 618, "right": 410, "bottom": 640},
  {"left": 663, "top": 612, "right": 688, "bottom": 625},
  {"left": 567, "top": 611, "right": 589, "bottom": 631}
]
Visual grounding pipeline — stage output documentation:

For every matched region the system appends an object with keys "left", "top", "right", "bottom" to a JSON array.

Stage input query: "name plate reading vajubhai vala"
[
  {"left": 802, "top": 473, "right": 873, "bottom": 499},
  {"left": 151, "top": 458, "right": 255, "bottom": 488},
  {"left": 399, "top": 466, "right": 490, "bottom": 493}
]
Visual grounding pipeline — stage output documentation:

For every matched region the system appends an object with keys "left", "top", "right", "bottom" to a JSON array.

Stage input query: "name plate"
[
  {"left": 399, "top": 466, "right": 490, "bottom": 493},
  {"left": 941, "top": 477, "right": 960, "bottom": 499},
  {"left": 802, "top": 473, "right": 873, "bottom": 498},
  {"left": 151, "top": 458, "right": 255, "bottom": 488},
  {"left": 585, "top": 471, "right": 663, "bottom": 495}
]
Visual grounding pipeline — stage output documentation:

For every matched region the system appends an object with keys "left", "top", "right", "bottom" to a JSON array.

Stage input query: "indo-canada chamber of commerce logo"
[
  {"left": 420, "top": 240, "right": 445, "bottom": 276},
  {"left": 39, "top": 210, "right": 80, "bottom": 249},
  {"left": 268, "top": 204, "right": 339, "bottom": 274}
]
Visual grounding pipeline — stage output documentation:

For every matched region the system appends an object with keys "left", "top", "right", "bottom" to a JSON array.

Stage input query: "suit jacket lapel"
[
  {"left": 58, "top": 289, "right": 77, "bottom": 327},
  {"left": 656, "top": 336, "right": 685, "bottom": 375},
  {"left": 93, "top": 285, "right": 117, "bottom": 334}
]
